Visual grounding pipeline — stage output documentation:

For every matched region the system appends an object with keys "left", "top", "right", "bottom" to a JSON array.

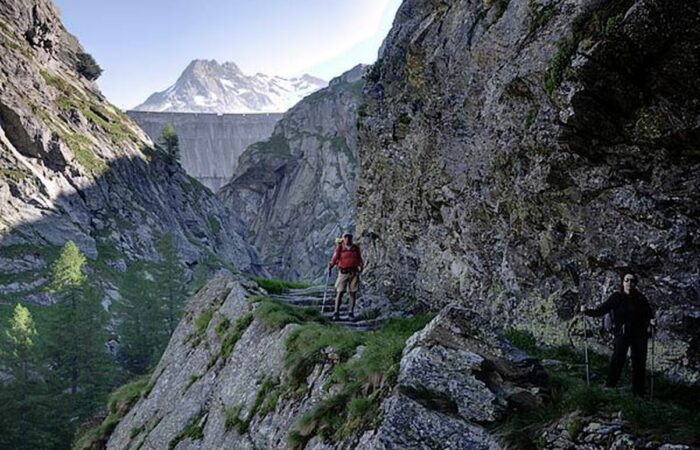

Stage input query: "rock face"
[
  {"left": 104, "top": 272, "right": 548, "bottom": 450},
  {"left": 356, "top": 0, "right": 700, "bottom": 380},
  {"left": 356, "top": 304, "right": 547, "bottom": 450},
  {"left": 219, "top": 65, "right": 366, "bottom": 281},
  {"left": 0, "top": 0, "right": 261, "bottom": 304},
  {"left": 133, "top": 59, "right": 326, "bottom": 114},
  {"left": 126, "top": 111, "right": 282, "bottom": 192}
]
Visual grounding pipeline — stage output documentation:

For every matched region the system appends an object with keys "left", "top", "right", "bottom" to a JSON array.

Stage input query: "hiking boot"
[
  {"left": 348, "top": 312, "right": 355, "bottom": 321},
  {"left": 332, "top": 312, "right": 340, "bottom": 321}
]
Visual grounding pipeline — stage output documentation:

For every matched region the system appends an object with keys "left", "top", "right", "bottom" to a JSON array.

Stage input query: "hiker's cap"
[{"left": 343, "top": 232, "right": 353, "bottom": 238}]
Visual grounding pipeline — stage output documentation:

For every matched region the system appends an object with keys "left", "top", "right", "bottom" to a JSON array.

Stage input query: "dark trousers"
[{"left": 606, "top": 333, "right": 648, "bottom": 396}]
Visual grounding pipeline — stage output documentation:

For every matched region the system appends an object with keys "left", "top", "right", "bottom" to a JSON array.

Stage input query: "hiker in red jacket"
[{"left": 329, "top": 232, "right": 364, "bottom": 321}]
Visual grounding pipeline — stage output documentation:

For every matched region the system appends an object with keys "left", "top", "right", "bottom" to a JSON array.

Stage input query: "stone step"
[
  {"left": 268, "top": 295, "right": 331, "bottom": 305},
  {"left": 285, "top": 285, "right": 329, "bottom": 296},
  {"left": 265, "top": 290, "right": 384, "bottom": 331},
  {"left": 326, "top": 316, "right": 384, "bottom": 330}
]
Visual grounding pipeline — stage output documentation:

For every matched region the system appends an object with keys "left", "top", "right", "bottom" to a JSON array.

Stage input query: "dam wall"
[{"left": 127, "top": 111, "right": 282, "bottom": 192}]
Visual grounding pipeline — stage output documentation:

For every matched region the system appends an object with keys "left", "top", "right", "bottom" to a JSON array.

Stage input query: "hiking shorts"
[{"left": 335, "top": 270, "right": 360, "bottom": 293}]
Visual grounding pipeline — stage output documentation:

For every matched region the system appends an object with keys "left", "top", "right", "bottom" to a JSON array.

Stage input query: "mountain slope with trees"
[{"left": 0, "top": 0, "right": 263, "bottom": 446}]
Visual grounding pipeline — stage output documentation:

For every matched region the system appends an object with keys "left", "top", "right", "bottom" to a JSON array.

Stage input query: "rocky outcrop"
[
  {"left": 126, "top": 111, "right": 282, "bottom": 192},
  {"left": 356, "top": 0, "right": 700, "bottom": 380},
  {"left": 102, "top": 272, "right": 550, "bottom": 450},
  {"left": 356, "top": 304, "right": 547, "bottom": 449},
  {"left": 219, "top": 65, "right": 366, "bottom": 281},
  {"left": 539, "top": 411, "right": 692, "bottom": 450},
  {"left": 0, "top": 0, "right": 261, "bottom": 304}
]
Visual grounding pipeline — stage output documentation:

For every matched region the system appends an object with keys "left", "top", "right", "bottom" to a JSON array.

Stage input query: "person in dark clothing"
[{"left": 581, "top": 272, "right": 656, "bottom": 396}]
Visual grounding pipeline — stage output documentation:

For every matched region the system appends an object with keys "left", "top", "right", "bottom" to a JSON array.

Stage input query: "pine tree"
[
  {"left": 2, "top": 303, "right": 37, "bottom": 384},
  {"left": 0, "top": 304, "right": 37, "bottom": 445},
  {"left": 153, "top": 233, "right": 188, "bottom": 335},
  {"left": 158, "top": 123, "right": 180, "bottom": 164},
  {"left": 0, "top": 305, "right": 68, "bottom": 450},
  {"left": 115, "top": 263, "right": 168, "bottom": 374},
  {"left": 44, "top": 241, "right": 114, "bottom": 418}
]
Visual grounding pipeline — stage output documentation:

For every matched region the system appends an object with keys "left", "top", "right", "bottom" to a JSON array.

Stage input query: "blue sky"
[{"left": 54, "top": 0, "right": 402, "bottom": 109}]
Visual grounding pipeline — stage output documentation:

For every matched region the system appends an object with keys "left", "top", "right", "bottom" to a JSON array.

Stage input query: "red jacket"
[{"left": 330, "top": 244, "right": 364, "bottom": 270}]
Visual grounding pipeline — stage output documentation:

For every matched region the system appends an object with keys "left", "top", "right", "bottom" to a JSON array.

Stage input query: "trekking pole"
[
  {"left": 650, "top": 324, "right": 655, "bottom": 400},
  {"left": 582, "top": 314, "right": 591, "bottom": 386},
  {"left": 321, "top": 266, "right": 331, "bottom": 313}
]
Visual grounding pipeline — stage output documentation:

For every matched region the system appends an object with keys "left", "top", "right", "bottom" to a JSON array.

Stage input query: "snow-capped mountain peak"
[{"left": 133, "top": 59, "right": 327, "bottom": 113}]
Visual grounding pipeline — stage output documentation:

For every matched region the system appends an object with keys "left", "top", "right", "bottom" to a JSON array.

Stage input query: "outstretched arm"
[{"left": 582, "top": 294, "right": 616, "bottom": 317}]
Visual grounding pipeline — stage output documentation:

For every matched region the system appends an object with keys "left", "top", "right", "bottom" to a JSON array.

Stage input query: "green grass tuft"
[
  {"left": 286, "top": 314, "right": 434, "bottom": 446},
  {"left": 544, "top": 39, "right": 576, "bottom": 95},
  {"left": 168, "top": 411, "right": 205, "bottom": 450},
  {"left": 215, "top": 317, "right": 231, "bottom": 337},
  {"left": 224, "top": 376, "right": 281, "bottom": 435},
  {"left": 194, "top": 310, "right": 213, "bottom": 335},
  {"left": 248, "top": 275, "right": 311, "bottom": 295},
  {"left": 530, "top": 3, "right": 556, "bottom": 32},
  {"left": 253, "top": 297, "right": 327, "bottom": 331},
  {"left": 74, "top": 375, "right": 151, "bottom": 449},
  {"left": 221, "top": 313, "right": 254, "bottom": 359}
]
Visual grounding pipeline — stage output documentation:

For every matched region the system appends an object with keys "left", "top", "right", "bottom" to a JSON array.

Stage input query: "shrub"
[{"left": 76, "top": 52, "right": 103, "bottom": 80}]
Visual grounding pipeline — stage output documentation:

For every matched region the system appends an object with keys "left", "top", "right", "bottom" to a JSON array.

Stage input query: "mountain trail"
[{"left": 268, "top": 284, "right": 384, "bottom": 331}]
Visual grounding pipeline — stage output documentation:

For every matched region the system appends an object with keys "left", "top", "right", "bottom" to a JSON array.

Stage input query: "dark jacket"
[{"left": 585, "top": 290, "right": 654, "bottom": 337}]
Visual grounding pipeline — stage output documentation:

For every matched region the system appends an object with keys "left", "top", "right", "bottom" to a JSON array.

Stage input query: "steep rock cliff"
[
  {"left": 356, "top": 0, "right": 700, "bottom": 381},
  {"left": 0, "top": 0, "right": 261, "bottom": 305},
  {"left": 219, "top": 65, "right": 366, "bottom": 281}
]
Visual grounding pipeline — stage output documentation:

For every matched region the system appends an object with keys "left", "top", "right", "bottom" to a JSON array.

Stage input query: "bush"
[{"left": 76, "top": 52, "right": 103, "bottom": 80}]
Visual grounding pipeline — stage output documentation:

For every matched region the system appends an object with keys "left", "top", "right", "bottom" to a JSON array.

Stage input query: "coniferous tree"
[
  {"left": 158, "top": 123, "right": 180, "bottom": 164},
  {"left": 0, "top": 305, "right": 67, "bottom": 450},
  {"left": 115, "top": 263, "right": 167, "bottom": 374},
  {"left": 153, "top": 233, "right": 188, "bottom": 335},
  {"left": 0, "top": 304, "right": 37, "bottom": 446},
  {"left": 44, "top": 241, "right": 114, "bottom": 419},
  {"left": 2, "top": 303, "right": 37, "bottom": 386}
]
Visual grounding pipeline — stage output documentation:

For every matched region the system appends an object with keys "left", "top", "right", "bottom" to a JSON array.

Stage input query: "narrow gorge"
[{"left": 1, "top": 0, "right": 698, "bottom": 449}]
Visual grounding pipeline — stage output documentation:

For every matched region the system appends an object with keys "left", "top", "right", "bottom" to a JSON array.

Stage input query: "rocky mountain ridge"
[
  {"left": 218, "top": 64, "right": 366, "bottom": 281},
  {"left": 134, "top": 59, "right": 326, "bottom": 114}
]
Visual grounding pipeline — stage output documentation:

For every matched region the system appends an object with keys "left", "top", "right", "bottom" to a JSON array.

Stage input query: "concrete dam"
[{"left": 127, "top": 111, "right": 283, "bottom": 192}]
